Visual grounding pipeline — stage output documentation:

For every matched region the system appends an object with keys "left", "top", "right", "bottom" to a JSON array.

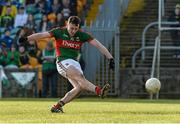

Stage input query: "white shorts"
[{"left": 56, "top": 59, "right": 83, "bottom": 78}]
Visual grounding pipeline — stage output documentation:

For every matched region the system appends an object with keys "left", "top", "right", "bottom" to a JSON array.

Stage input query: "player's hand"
[
  {"left": 19, "top": 37, "right": 28, "bottom": 44},
  {"left": 108, "top": 58, "right": 115, "bottom": 70}
]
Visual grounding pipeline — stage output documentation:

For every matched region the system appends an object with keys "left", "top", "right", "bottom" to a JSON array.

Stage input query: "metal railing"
[
  {"left": 132, "top": 21, "right": 180, "bottom": 69},
  {"left": 132, "top": 46, "right": 180, "bottom": 69},
  {"left": 132, "top": 0, "right": 180, "bottom": 99},
  {"left": 141, "top": 21, "right": 179, "bottom": 60}
]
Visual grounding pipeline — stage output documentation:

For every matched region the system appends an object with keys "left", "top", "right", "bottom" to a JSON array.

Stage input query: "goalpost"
[
  {"left": 150, "top": 0, "right": 180, "bottom": 99},
  {"left": 0, "top": 67, "right": 2, "bottom": 98}
]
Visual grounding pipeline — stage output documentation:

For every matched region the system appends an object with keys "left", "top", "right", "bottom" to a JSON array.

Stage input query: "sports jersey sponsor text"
[{"left": 60, "top": 40, "right": 82, "bottom": 49}]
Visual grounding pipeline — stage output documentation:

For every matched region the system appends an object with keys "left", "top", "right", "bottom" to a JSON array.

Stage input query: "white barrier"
[
  {"left": 0, "top": 66, "right": 8, "bottom": 98},
  {"left": 0, "top": 67, "right": 2, "bottom": 98}
]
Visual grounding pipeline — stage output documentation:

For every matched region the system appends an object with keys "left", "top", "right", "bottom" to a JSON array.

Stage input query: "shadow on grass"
[
  {"left": 1, "top": 98, "right": 180, "bottom": 104},
  {"left": 69, "top": 109, "right": 180, "bottom": 115},
  {"left": 74, "top": 97, "right": 180, "bottom": 104},
  {"left": 121, "top": 111, "right": 180, "bottom": 115}
]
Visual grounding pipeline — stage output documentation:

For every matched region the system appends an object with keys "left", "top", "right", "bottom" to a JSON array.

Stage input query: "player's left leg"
[{"left": 51, "top": 78, "right": 81, "bottom": 113}]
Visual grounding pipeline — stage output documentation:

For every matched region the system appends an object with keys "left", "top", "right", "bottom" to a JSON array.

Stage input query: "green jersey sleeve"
[
  {"left": 80, "top": 31, "right": 94, "bottom": 42},
  {"left": 49, "top": 28, "right": 61, "bottom": 39}
]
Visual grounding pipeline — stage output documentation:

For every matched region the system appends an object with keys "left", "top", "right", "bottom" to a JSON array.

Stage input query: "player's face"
[{"left": 67, "top": 23, "right": 79, "bottom": 37}]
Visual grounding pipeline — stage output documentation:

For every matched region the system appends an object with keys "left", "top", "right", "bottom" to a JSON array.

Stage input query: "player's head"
[{"left": 67, "top": 16, "right": 81, "bottom": 36}]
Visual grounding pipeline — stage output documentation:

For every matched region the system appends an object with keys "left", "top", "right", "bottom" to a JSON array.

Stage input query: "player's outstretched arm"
[
  {"left": 89, "top": 39, "right": 115, "bottom": 70},
  {"left": 89, "top": 39, "right": 113, "bottom": 59},
  {"left": 27, "top": 32, "right": 51, "bottom": 42}
]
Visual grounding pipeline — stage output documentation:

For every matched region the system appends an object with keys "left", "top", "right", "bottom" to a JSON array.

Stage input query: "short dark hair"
[{"left": 68, "top": 16, "right": 81, "bottom": 26}]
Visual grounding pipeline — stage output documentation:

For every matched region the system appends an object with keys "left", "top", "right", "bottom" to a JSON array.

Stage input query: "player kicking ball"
[{"left": 25, "top": 16, "right": 115, "bottom": 113}]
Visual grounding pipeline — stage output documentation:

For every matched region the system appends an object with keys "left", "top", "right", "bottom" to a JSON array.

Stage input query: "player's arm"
[
  {"left": 27, "top": 32, "right": 51, "bottom": 41},
  {"left": 89, "top": 39, "right": 115, "bottom": 70},
  {"left": 89, "top": 39, "right": 113, "bottom": 59}
]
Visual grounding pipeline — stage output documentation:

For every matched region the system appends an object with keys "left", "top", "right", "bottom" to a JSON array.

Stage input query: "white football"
[{"left": 145, "top": 78, "right": 161, "bottom": 94}]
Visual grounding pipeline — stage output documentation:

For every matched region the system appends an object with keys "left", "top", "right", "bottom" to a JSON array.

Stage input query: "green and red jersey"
[{"left": 49, "top": 27, "right": 93, "bottom": 61}]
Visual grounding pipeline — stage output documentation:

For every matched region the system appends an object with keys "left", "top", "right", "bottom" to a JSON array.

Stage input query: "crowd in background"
[
  {"left": 0, "top": 0, "right": 92, "bottom": 97},
  {"left": 0, "top": 0, "right": 91, "bottom": 68}
]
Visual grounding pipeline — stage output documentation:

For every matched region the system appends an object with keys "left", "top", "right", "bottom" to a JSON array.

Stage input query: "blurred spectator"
[
  {"left": 0, "top": 43, "right": 8, "bottom": 67},
  {"left": 26, "top": 3, "right": 38, "bottom": 15},
  {"left": 13, "top": 27, "right": 34, "bottom": 49},
  {"left": 47, "top": 13, "right": 57, "bottom": 29},
  {"left": 38, "top": 14, "right": 50, "bottom": 32},
  {"left": 77, "top": 0, "right": 88, "bottom": 24},
  {"left": 18, "top": 45, "right": 31, "bottom": 68},
  {"left": 5, "top": 44, "right": 19, "bottom": 69},
  {"left": 25, "top": 14, "right": 37, "bottom": 31},
  {"left": 48, "top": 13, "right": 56, "bottom": 22},
  {"left": 38, "top": 14, "right": 57, "bottom": 32},
  {"left": 25, "top": 0, "right": 35, "bottom": 6},
  {"left": 0, "top": 5, "right": 14, "bottom": 28},
  {"left": 61, "top": 0, "right": 74, "bottom": 20},
  {"left": 35, "top": 0, "right": 51, "bottom": 14},
  {"left": 168, "top": 3, "right": 180, "bottom": 41},
  {"left": 41, "top": 41, "right": 57, "bottom": 97},
  {"left": 168, "top": 3, "right": 180, "bottom": 58},
  {"left": 0, "top": 29, "right": 13, "bottom": 49},
  {"left": 26, "top": 39, "right": 42, "bottom": 62},
  {"left": 13, "top": 27, "right": 26, "bottom": 49},
  {"left": 70, "top": 0, "right": 77, "bottom": 16},
  {"left": 48, "top": 19, "right": 57, "bottom": 30},
  {"left": 14, "top": 6, "right": 28, "bottom": 28},
  {"left": 51, "top": 0, "right": 61, "bottom": 14},
  {"left": 55, "top": 13, "right": 66, "bottom": 27},
  {"left": 77, "top": 0, "right": 84, "bottom": 16},
  {"left": 0, "top": 0, "right": 6, "bottom": 6},
  {"left": 11, "top": 0, "right": 23, "bottom": 8},
  {"left": 1, "top": 0, "right": 17, "bottom": 18}
]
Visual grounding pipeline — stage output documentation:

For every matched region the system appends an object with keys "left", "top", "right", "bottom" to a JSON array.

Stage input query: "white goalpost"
[
  {"left": 0, "top": 67, "right": 2, "bottom": 98},
  {"left": 150, "top": 0, "right": 180, "bottom": 99}
]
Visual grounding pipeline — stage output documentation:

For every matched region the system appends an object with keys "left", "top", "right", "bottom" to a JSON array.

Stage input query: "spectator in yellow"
[
  {"left": 1, "top": 0, "right": 17, "bottom": 18},
  {"left": 18, "top": 45, "right": 31, "bottom": 69}
]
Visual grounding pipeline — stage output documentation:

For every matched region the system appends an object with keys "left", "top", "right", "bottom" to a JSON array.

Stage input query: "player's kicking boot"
[
  {"left": 51, "top": 105, "right": 63, "bottom": 113},
  {"left": 100, "top": 83, "right": 110, "bottom": 99},
  {"left": 51, "top": 101, "right": 64, "bottom": 113}
]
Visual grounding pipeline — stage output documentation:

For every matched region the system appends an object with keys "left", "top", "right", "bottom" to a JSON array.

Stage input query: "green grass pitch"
[{"left": 0, "top": 98, "right": 180, "bottom": 123}]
